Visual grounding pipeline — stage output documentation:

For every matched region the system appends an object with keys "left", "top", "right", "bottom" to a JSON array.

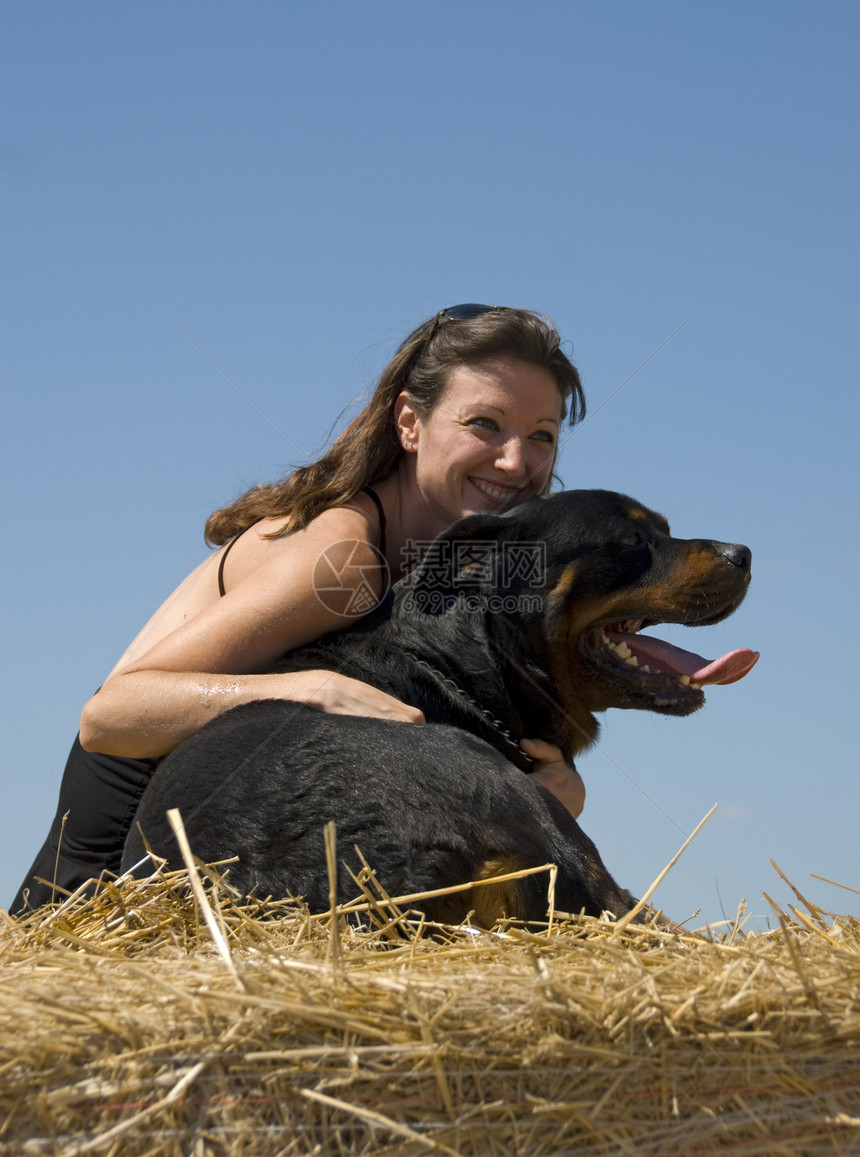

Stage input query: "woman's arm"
[
  {"left": 80, "top": 667, "right": 424, "bottom": 758},
  {"left": 80, "top": 507, "right": 423, "bottom": 758}
]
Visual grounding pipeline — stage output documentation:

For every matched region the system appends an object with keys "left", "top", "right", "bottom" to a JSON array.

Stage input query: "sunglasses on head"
[
  {"left": 438, "top": 303, "right": 498, "bottom": 321},
  {"left": 419, "top": 303, "right": 501, "bottom": 353},
  {"left": 429, "top": 303, "right": 497, "bottom": 332},
  {"left": 404, "top": 304, "right": 502, "bottom": 374}
]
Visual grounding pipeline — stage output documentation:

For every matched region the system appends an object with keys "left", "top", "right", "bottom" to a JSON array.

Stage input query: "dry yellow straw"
[
  {"left": 167, "top": 808, "right": 245, "bottom": 990},
  {"left": 334, "top": 861, "right": 557, "bottom": 918},
  {"left": 53, "top": 1058, "right": 209, "bottom": 1157},
  {"left": 811, "top": 873, "right": 860, "bottom": 896},
  {"left": 301, "top": 1087, "right": 461, "bottom": 1156},
  {"left": 3, "top": 851, "right": 859, "bottom": 1156},
  {"left": 324, "top": 820, "right": 344, "bottom": 970},
  {"left": 610, "top": 802, "right": 718, "bottom": 937}
]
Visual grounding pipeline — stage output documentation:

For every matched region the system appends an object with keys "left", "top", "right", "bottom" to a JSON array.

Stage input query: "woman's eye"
[{"left": 465, "top": 418, "right": 555, "bottom": 446}]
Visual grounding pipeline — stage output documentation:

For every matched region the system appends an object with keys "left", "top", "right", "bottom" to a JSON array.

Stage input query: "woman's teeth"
[{"left": 471, "top": 478, "right": 522, "bottom": 502}]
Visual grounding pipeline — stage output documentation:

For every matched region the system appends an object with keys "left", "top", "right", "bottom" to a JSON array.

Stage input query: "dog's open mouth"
[{"left": 582, "top": 619, "right": 759, "bottom": 710}]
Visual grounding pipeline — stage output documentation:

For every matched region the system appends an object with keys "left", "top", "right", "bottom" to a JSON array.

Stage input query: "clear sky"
[{"left": 3, "top": 1, "right": 858, "bottom": 927}]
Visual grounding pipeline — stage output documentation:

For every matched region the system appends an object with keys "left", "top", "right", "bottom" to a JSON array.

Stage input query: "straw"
[{"left": 2, "top": 854, "right": 859, "bottom": 1155}]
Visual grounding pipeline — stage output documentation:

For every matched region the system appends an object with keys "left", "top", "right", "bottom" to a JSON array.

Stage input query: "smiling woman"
[{"left": 12, "top": 305, "right": 587, "bottom": 914}]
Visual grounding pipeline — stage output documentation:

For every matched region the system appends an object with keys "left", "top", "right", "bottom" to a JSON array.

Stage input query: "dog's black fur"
[{"left": 122, "top": 490, "right": 753, "bottom": 925}]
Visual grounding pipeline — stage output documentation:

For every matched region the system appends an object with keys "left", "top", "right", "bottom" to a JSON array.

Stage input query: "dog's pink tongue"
[
  {"left": 609, "top": 632, "right": 760, "bottom": 685},
  {"left": 689, "top": 648, "right": 760, "bottom": 685}
]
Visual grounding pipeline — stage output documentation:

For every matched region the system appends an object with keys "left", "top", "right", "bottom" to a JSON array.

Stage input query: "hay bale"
[{"left": 2, "top": 860, "right": 860, "bottom": 1156}]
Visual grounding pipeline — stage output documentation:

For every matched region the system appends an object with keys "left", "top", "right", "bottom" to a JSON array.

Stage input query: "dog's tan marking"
[
  {"left": 631, "top": 548, "right": 746, "bottom": 621},
  {"left": 545, "top": 566, "right": 577, "bottom": 616},
  {"left": 464, "top": 857, "right": 534, "bottom": 927}
]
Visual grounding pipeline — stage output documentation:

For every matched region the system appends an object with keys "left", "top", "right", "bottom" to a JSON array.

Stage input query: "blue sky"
[{"left": 3, "top": 1, "right": 858, "bottom": 927}]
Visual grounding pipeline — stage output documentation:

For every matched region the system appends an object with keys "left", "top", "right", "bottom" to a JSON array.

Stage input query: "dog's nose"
[{"left": 715, "top": 542, "right": 752, "bottom": 572}]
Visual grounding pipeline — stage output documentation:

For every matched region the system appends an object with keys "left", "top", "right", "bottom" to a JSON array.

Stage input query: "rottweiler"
[{"left": 121, "top": 490, "right": 758, "bottom": 925}]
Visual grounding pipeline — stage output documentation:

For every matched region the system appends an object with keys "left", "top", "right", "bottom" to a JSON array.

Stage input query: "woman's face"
[{"left": 396, "top": 358, "right": 563, "bottom": 530}]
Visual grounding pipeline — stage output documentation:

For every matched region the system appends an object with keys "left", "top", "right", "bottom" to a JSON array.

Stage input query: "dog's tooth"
[
  {"left": 690, "top": 680, "right": 702, "bottom": 690},
  {"left": 616, "top": 642, "right": 632, "bottom": 659},
  {"left": 642, "top": 664, "right": 651, "bottom": 673},
  {"left": 680, "top": 675, "right": 691, "bottom": 686},
  {"left": 601, "top": 633, "right": 610, "bottom": 645},
  {"left": 625, "top": 656, "right": 639, "bottom": 667}
]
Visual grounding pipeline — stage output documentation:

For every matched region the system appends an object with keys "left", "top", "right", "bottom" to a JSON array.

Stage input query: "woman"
[{"left": 13, "top": 304, "right": 588, "bottom": 913}]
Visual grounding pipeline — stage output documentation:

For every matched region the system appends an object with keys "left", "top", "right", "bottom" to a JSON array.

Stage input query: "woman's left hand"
[{"left": 521, "top": 738, "right": 586, "bottom": 819}]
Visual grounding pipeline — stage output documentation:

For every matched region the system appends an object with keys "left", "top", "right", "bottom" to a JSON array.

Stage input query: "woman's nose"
[{"left": 496, "top": 437, "right": 528, "bottom": 475}]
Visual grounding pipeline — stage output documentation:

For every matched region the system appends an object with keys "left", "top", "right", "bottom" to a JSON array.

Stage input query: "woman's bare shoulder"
[
  {"left": 108, "top": 502, "right": 382, "bottom": 679},
  {"left": 214, "top": 501, "right": 382, "bottom": 608},
  {"left": 287, "top": 499, "right": 378, "bottom": 543}
]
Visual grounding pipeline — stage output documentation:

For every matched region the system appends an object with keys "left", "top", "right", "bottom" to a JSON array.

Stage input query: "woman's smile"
[{"left": 467, "top": 475, "right": 530, "bottom": 509}]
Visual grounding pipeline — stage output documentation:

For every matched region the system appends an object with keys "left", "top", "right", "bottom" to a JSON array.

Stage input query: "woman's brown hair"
[{"left": 204, "top": 306, "right": 585, "bottom": 545}]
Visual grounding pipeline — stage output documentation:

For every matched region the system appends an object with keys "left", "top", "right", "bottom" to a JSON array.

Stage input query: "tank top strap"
[
  {"left": 217, "top": 519, "right": 263, "bottom": 597},
  {"left": 363, "top": 487, "right": 387, "bottom": 557}
]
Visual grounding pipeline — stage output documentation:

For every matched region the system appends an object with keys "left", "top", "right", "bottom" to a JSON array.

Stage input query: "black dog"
[{"left": 122, "top": 490, "right": 758, "bottom": 925}]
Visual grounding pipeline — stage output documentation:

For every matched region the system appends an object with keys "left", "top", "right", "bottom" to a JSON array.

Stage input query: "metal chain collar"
[{"left": 407, "top": 655, "right": 534, "bottom": 766}]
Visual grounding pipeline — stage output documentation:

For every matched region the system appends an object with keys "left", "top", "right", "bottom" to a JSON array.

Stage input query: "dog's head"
[{"left": 405, "top": 489, "right": 758, "bottom": 754}]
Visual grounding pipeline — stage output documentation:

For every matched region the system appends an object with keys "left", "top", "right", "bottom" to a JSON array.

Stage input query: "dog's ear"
[
  {"left": 406, "top": 512, "right": 510, "bottom": 595},
  {"left": 435, "top": 512, "right": 509, "bottom": 543},
  {"left": 406, "top": 511, "right": 552, "bottom": 605}
]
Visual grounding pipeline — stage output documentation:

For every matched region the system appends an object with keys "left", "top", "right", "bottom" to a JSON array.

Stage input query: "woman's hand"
[
  {"left": 299, "top": 670, "right": 425, "bottom": 723},
  {"left": 521, "top": 738, "right": 586, "bottom": 819}
]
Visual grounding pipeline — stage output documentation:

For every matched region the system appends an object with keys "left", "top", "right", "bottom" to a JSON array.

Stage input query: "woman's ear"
[{"left": 394, "top": 391, "right": 420, "bottom": 452}]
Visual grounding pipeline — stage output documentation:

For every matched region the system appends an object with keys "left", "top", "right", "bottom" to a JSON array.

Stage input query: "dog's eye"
[{"left": 620, "top": 530, "right": 646, "bottom": 547}]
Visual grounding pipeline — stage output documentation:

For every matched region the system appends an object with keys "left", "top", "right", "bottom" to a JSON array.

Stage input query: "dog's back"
[{"left": 123, "top": 699, "right": 635, "bottom": 923}]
